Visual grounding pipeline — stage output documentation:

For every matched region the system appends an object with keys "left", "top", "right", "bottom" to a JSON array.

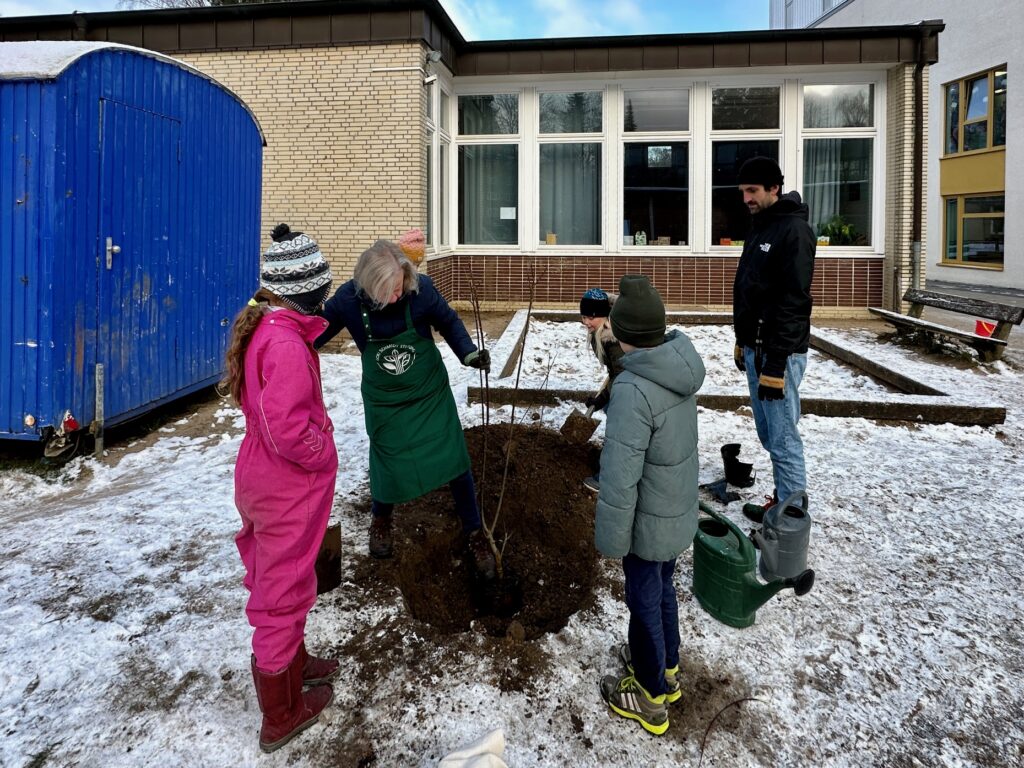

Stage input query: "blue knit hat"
[{"left": 580, "top": 288, "right": 611, "bottom": 318}]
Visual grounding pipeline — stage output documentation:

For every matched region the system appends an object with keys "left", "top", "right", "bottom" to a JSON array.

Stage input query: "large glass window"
[
  {"left": 944, "top": 195, "right": 1004, "bottom": 267},
  {"left": 539, "top": 143, "right": 601, "bottom": 245},
  {"left": 623, "top": 143, "right": 688, "bottom": 246},
  {"left": 459, "top": 145, "right": 518, "bottom": 245},
  {"left": 539, "top": 92, "right": 602, "bottom": 134},
  {"left": 804, "top": 84, "right": 873, "bottom": 128},
  {"left": 623, "top": 89, "right": 689, "bottom": 132},
  {"left": 803, "top": 138, "right": 872, "bottom": 246},
  {"left": 711, "top": 140, "right": 779, "bottom": 245},
  {"left": 459, "top": 94, "right": 519, "bottom": 135},
  {"left": 944, "top": 67, "right": 1007, "bottom": 155},
  {"left": 712, "top": 87, "right": 780, "bottom": 130}
]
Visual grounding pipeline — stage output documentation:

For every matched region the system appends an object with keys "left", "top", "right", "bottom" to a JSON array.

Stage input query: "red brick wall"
[{"left": 427, "top": 254, "right": 883, "bottom": 309}]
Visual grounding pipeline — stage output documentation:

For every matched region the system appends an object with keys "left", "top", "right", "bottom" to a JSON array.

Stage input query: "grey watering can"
[{"left": 751, "top": 490, "right": 813, "bottom": 583}]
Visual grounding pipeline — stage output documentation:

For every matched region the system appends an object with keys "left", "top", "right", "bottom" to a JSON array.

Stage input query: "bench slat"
[
  {"left": 903, "top": 289, "right": 1024, "bottom": 324},
  {"left": 868, "top": 307, "right": 1008, "bottom": 346}
]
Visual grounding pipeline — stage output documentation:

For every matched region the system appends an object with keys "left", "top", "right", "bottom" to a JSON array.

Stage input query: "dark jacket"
[
  {"left": 589, "top": 323, "right": 625, "bottom": 405},
  {"left": 595, "top": 330, "right": 706, "bottom": 562},
  {"left": 733, "top": 191, "right": 816, "bottom": 377},
  {"left": 315, "top": 274, "right": 476, "bottom": 360}
]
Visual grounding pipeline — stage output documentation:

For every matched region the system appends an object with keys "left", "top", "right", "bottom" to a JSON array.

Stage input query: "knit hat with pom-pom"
[
  {"left": 260, "top": 223, "right": 333, "bottom": 314},
  {"left": 397, "top": 228, "right": 426, "bottom": 266}
]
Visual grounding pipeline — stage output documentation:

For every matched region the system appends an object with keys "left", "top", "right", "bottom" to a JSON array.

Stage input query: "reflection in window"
[
  {"left": 945, "top": 82, "right": 960, "bottom": 154},
  {"left": 803, "top": 84, "right": 873, "bottom": 128},
  {"left": 439, "top": 142, "right": 449, "bottom": 245},
  {"left": 712, "top": 87, "right": 780, "bottom": 130},
  {"left": 425, "top": 142, "right": 432, "bottom": 242},
  {"left": 623, "top": 89, "right": 689, "bottom": 132},
  {"left": 539, "top": 143, "right": 601, "bottom": 245},
  {"left": 458, "top": 144, "right": 518, "bottom": 244},
  {"left": 945, "top": 199, "right": 958, "bottom": 261},
  {"left": 943, "top": 195, "right": 1005, "bottom": 266},
  {"left": 993, "top": 70, "right": 1007, "bottom": 146},
  {"left": 624, "top": 143, "right": 689, "bottom": 246},
  {"left": 539, "top": 92, "right": 602, "bottom": 133},
  {"left": 458, "top": 95, "right": 519, "bottom": 135},
  {"left": 803, "top": 138, "right": 872, "bottom": 246},
  {"left": 711, "top": 140, "right": 779, "bottom": 244},
  {"left": 440, "top": 91, "right": 450, "bottom": 133},
  {"left": 962, "top": 216, "right": 1004, "bottom": 265}
]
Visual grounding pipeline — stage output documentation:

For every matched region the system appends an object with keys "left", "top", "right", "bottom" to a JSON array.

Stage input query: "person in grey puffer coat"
[{"left": 596, "top": 274, "right": 706, "bottom": 736}]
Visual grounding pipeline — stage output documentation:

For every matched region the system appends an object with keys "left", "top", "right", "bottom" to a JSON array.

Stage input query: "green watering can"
[{"left": 692, "top": 502, "right": 814, "bottom": 628}]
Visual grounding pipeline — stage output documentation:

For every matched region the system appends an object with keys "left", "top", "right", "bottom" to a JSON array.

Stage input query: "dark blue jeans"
[
  {"left": 623, "top": 553, "right": 680, "bottom": 697},
  {"left": 371, "top": 470, "right": 481, "bottom": 533}
]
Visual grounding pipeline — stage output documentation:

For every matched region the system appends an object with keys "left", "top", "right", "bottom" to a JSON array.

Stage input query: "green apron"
[{"left": 360, "top": 302, "right": 470, "bottom": 504}]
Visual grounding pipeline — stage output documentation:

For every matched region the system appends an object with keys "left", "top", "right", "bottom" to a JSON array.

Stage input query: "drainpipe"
[{"left": 909, "top": 24, "right": 939, "bottom": 299}]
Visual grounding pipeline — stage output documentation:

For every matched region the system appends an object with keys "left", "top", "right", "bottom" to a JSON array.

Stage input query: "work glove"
[
  {"left": 463, "top": 348, "right": 491, "bottom": 373},
  {"left": 757, "top": 353, "right": 787, "bottom": 401},
  {"left": 584, "top": 390, "right": 610, "bottom": 412},
  {"left": 733, "top": 344, "right": 745, "bottom": 372}
]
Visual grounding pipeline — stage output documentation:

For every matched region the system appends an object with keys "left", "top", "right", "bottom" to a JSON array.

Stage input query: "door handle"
[{"left": 105, "top": 237, "right": 121, "bottom": 269}]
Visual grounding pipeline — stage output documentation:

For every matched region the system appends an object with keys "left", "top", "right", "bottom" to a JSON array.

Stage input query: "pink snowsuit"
[{"left": 234, "top": 308, "right": 338, "bottom": 673}]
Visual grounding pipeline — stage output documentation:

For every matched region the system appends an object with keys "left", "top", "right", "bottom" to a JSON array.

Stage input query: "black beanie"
[
  {"left": 579, "top": 287, "right": 611, "bottom": 318},
  {"left": 610, "top": 275, "right": 666, "bottom": 348},
  {"left": 737, "top": 156, "right": 783, "bottom": 190}
]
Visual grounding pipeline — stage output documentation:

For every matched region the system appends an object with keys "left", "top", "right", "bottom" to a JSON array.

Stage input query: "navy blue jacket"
[{"left": 315, "top": 274, "right": 476, "bottom": 360}]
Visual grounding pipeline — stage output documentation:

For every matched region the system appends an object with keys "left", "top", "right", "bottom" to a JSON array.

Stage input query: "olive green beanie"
[{"left": 610, "top": 274, "right": 666, "bottom": 348}]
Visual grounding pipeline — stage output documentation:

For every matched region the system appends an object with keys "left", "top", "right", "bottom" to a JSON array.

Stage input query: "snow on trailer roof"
[{"left": 0, "top": 41, "right": 266, "bottom": 145}]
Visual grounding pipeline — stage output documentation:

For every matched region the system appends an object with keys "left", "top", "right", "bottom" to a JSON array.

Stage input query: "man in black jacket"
[{"left": 732, "top": 157, "right": 815, "bottom": 523}]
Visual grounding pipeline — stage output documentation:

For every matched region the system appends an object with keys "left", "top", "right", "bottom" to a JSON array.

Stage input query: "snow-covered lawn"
[{"left": 1, "top": 320, "right": 1022, "bottom": 767}]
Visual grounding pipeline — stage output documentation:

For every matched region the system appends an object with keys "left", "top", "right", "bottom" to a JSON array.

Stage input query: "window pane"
[
  {"left": 623, "top": 89, "right": 689, "bottom": 132},
  {"left": 994, "top": 70, "right": 1006, "bottom": 146},
  {"left": 964, "top": 120, "right": 988, "bottom": 151},
  {"left": 624, "top": 143, "right": 689, "bottom": 246},
  {"left": 539, "top": 143, "right": 601, "bottom": 245},
  {"left": 426, "top": 87, "right": 434, "bottom": 123},
  {"left": 458, "top": 95, "right": 519, "bottom": 135},
  {"left": 539, "top": 92, "right": 602, "bottom": 133},
  {"left": 964, "top": 195, "right": 1003, "bottom": 214},
  {"left": 945, "top": 198, "right": 958, "bottom": 260},
  {"left": 803, "top": 138, "right": 872, "bottom": 246},
  {"left": 440, "top": 142, "right": 449, "bottom": 245},
  {"left": 803, "top": 84, "right": 873, "bottom": 128},
  {"left": 712, "top": 87, "right": 780, "bottom": 130},
  {"left": 965, "top": 75, "right": 989, "bottom": 121},
  {"left": 711, "top": 140, "right": 779, "bottom": 244},
  {"left": 962, "top": 216, "right": 1004, "bottom": 265},
  {"left": 425, "top": 142, "right": 432, "bottom": 242},
  {"left": 458, "top": 144, "right": 518, "bottom": 244},
  {"left": 945, "top": 83, "right": 960, "bottom": 153},
  {"left": 440, "top": 91, "right": 450, "bottom": 133}
]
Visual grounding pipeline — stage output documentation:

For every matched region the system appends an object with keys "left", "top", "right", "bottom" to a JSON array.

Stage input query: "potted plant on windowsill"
[{"left": 817, "top": 214, "right": 867, "bottom": 246}]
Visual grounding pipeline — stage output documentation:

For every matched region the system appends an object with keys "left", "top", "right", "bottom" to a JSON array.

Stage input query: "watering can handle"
[{"left": 777, "top": 490, "right": 809, "bottom": 516}]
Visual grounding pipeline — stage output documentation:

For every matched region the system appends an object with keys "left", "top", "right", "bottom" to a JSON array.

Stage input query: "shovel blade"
[{"left": 560, "top": 408, "right": 599, "bottom": 444}]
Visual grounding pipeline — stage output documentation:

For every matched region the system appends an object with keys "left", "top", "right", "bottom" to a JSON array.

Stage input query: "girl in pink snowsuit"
[{"left": 225, "top": 224, "right": 338, "bottom": 753}]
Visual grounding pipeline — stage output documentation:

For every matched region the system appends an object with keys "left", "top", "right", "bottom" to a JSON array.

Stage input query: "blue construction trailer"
[{"left": 0, "top": 42, "right": 264, "bottom": 454}]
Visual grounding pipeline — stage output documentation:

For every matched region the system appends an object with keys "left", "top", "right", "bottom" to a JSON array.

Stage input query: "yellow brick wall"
[{"left": 178, "top": 43, "right": 427, "bottom": 282}]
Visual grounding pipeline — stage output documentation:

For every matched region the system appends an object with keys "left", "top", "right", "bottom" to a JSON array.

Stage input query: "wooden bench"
[{"left": 869, "top": 289, "right": 1024, "bottom": 362}]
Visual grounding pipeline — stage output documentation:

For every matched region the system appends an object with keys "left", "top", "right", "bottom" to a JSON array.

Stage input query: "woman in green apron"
[{"left": 316, "top": 239, "right": 495, "bottom": 578}]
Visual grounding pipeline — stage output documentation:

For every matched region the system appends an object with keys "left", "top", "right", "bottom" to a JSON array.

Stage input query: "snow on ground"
[{"left": 1, "top": 321, "right": 1022, "bottom": 767}]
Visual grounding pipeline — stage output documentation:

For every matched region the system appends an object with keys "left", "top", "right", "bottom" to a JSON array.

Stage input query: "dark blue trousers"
[
  {"left": 371, "top": 470, "right": 481, "bottom": 533},
  {"left": 623, "top": 553, "right": 680, "bottom": 697}
]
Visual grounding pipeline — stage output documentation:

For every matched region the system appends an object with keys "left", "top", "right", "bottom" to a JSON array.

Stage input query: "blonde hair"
[
  {"left": 353, "top": 240, "right": 420, "bottom": 308},
  {"left": 222, "top": 288, "right": 279, "bottom": 405}
]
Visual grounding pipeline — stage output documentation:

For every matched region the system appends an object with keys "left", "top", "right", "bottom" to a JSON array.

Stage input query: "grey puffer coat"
[{"left": 595, "top": 330, "right": 706, "bottom": 562}]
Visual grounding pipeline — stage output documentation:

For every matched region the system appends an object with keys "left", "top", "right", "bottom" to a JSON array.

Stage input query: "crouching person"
[
  {"left": 596, "top": 274, "right": 706, "bottom": 735},
  {"left": 225, "top": 224, "right": 339, "bottom": 752}
]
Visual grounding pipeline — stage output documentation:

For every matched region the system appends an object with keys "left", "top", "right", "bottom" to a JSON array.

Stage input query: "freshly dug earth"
[{"left": 381, "top": 423, "right": 600, "bottom": 640}]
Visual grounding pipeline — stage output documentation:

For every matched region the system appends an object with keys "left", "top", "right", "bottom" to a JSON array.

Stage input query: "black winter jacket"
[
  {"left": 314, "top": 274, "right": 476, "bottom": 360},
  {"left": 733, "top": 191, "right": 816, "bottom": 377}
]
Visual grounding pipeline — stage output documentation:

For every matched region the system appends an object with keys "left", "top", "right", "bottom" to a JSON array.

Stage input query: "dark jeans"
[
  {"left": 623, "top": 553, "right": 680, "bottom": 697},
  {"left": 371, "top": 470, "right": 481, "bottom": 533}
]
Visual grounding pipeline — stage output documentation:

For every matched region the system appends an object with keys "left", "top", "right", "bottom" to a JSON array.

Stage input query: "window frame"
[
  {"left": 943, "top": 65, "right": 1008, "bottom": 158},
  {"left": 941, "top": 193, "right": 1005, "bottom": 270}
]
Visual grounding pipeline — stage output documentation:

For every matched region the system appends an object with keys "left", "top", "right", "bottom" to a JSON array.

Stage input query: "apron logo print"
[{"left": 377, "top": 344, "right": 417, "bottom": 375}]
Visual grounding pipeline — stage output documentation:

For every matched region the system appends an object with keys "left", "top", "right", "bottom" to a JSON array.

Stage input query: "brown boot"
[
  {"left": 467, "top": 528, "right": 497, "bottom": 580},
  {"left": 298, "top": 640, "right": 339, "bottom": 686},
  {"left": 251, "top": 653, "right": 333, "bottom": 753},
  {"left": 368, "top": 515, "right": 393, "bottom": 559}
]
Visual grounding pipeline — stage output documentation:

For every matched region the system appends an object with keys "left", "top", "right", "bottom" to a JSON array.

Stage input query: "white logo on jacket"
[
  {"left": 376, "top": 344, "right": 417, "bottom": 375},
  {"left": 760, "top": 243, "right": 772, "bottom": 252}
]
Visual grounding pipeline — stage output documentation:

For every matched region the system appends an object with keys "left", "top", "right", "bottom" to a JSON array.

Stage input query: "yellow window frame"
[
  {"left": 942, "top": 194, "right": 1005, "bottom": 269},
  {"left": 943, "top": 65, "right": 1007, "bottom": 157}
]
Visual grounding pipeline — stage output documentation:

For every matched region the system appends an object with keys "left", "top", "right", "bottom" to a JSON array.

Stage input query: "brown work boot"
[
  {"left": 368, "top": 515, "right": 393, "bottom": 559},
  {"left": 467, "top": 528, "right": 497, "bottom": 580}
]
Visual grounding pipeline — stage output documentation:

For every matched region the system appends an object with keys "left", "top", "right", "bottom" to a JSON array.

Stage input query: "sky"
[{"left": 0, "top": 0, "right": 771, "bottom": 40}]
